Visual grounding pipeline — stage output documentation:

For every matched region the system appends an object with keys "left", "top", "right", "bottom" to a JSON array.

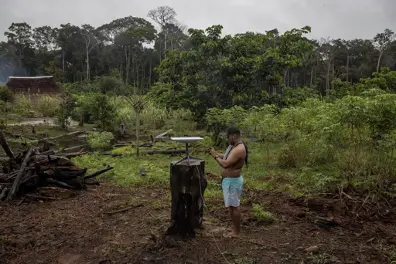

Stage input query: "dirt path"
[{"left": 0, "top": 183, "right": 395, "bottom": 264}]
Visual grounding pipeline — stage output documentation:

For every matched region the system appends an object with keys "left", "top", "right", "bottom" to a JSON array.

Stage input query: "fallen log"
[
  {"left": 28, "top": 131, "right": 85, "bottom": 145},
  {"left": 0, "top": 129, "right": 14, "bottom": 159},
  {"left": 7, "top": 148, "right": 34, "bottom": 200},
  {"left": 61, "top": 145, "right": 87, "bottom": 153},
  {"left": 26, "top": 194, "right": 57, "bottom": 201},
  {"left": 84, "top": 166, "right": 114, "bottom": 180},
  {"left": 84, "top": 178, "right": 100, "bottom": 185},
  {"left": 98, "top": 153, "right": 122, "bottom": 157},
  {"left": 46, "top": 178, "right": 75, "bottom": 189},
  {"left": 143, "top": 149, "right": 186, "bottom": 155},
  {"left": 62, "top": 152, "right": 88, "bottom": 159},
  {"left": 53, "top": 168, "right": 87, "bottom": 180}
]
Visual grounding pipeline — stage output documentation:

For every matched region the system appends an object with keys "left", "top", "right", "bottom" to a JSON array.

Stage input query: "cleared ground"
[{"left": 1, "top": 182, "right": 396, "bottom": 264}]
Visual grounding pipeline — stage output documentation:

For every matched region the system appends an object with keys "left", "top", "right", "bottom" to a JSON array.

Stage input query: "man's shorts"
[{"left": 222, "top": 176, "right": 243, "bottom": 208}]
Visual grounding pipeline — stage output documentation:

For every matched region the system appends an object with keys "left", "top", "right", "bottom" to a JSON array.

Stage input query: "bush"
[
  {"left": 13, "top": 95, "right": 34, "bottom": 117},
  {"left": 91, "top": 93, "right": 116, "bottom": 130},
  {"left": 0, "top": 86, "right": 14, "bottom": 102},
  {"left": 88, "top": 132, "right": 115, "bottom": 151}
]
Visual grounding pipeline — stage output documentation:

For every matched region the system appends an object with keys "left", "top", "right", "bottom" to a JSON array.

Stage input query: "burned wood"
[
  {"left": 62, "top": 152, "right": 88, "bottom": 159},
  {"left": 84, "top": 178, "right": 100, "bottom": 185},
  {"left": 144, "top": 149, "right": 186, "bottom": 155},
  {"left": 6, "top": 148, "right": 34, "bottom": 200},
  {"left": 53, "top": 168, "right": 87, "bottom": 180},
  {"left": 0, "top": 187, "right": 8, "bottom": 201},
  {"left": 84, "top": 166, "right": 114, "bottom": 180},
  {"left": 0, "top": 129, "right": 14, "bottom": 159},
  {"left": 25, "top": 194, "right": 58, "bottom": 201},
  {"left": 46, "top": 178, "right": 75, "bottom": 189},
  {"left": 98, "top": 153, "right": 122, "bottom": 157}
]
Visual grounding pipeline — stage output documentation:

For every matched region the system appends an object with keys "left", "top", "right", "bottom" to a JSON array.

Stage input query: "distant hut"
[{"left": 6, "top": 76, "right": 62, "bottom": 95}]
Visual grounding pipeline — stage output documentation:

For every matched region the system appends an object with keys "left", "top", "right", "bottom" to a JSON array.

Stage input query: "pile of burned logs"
[{"left": 0, "top": 130, "right": 113, "bottom": 202}]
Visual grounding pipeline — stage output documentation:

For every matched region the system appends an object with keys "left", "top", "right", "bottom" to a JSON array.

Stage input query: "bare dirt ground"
[{"left": 1, "top": 182, "right": 396, "bottom": 264}]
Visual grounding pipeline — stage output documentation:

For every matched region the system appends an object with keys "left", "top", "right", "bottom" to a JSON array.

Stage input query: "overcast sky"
[{"left": 0, "top": 0, "right": 395, "bottom": 41}]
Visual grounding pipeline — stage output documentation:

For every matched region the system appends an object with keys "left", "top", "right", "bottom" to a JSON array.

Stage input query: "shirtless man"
[{"left": 210, "top": 126, "right": 247, "bottom": 237}]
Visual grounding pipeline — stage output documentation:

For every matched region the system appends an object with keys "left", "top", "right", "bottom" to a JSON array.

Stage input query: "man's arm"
[{"left": 213, "top": 145, "right": 242, "bottom": 168}]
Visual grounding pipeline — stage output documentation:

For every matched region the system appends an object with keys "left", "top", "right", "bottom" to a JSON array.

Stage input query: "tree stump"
[{"left": 168, "top": 158, "right": 207, "bottom": 236}]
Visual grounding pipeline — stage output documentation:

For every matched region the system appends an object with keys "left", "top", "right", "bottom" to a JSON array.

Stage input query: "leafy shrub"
[
  {"left": 13, "top": 95, "right": 34, "bottom": 117},
  {"left": 0, "top": 86, "right": 14, "bottom": 102},
  {"left": 56, "top": 90, "right": 75, "bottom": 129},
  {"left": 88, "top": 132, "right": 115, "bottom": 151},
  {"left": 91, "top": 93, "right": 116, "bottom": 130}
]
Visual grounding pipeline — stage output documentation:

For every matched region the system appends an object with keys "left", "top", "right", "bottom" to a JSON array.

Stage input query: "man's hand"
[{"left": 210, "top": 148, "right": 217, "bottom": 158}]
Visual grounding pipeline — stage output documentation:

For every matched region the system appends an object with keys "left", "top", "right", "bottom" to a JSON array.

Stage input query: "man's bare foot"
[{"left": 223, "top": 232, "right": 239, "bottom": 238}]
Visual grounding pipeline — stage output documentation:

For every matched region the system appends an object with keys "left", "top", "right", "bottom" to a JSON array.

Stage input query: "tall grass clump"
[{"left": 37, "top": 95, "right": 60, "bottom": 117}]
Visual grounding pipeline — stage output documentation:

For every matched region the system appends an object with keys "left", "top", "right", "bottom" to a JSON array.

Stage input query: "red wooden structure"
[{"left": 6, "top": 76, "right": 62, "bottom": 94}]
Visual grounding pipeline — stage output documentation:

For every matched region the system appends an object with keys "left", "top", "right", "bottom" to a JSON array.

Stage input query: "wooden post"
[{"left": 168, "top": 158, "right": 207, "bottom": 236}]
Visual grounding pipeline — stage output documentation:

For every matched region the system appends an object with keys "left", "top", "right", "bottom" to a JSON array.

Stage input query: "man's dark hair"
[
  {"left": 226, "top": 126, "right": 248, "bottom": 168},
  {"left": 227, "top": 126, "right": 240, "bottom": 136}
]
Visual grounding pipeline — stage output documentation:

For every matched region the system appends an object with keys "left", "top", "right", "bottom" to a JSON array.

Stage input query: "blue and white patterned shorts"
[{"left": 222, "top": 176, "right": 243, "bottom": 207}]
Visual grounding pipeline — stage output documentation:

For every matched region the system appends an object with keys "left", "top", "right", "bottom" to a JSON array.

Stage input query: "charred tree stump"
[
  {"left": 0, "top": 129, "right": 14, "bottom": 160},
  {"left": 167, "top": 158, "right": 207, "bottom": 236}
]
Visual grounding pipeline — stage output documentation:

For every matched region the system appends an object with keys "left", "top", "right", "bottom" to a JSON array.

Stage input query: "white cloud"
[{"left": 0, "top": 0, "right": 394, "bottom": 41}]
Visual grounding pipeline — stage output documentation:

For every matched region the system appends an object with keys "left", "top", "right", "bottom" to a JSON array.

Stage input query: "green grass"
[{"left": 251, "top": 203, "right": 277, "bottom": 224}]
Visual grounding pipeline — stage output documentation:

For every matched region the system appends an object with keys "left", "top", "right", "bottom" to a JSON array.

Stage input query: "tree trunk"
[
  {"left": 346, "top": 55, "right": 349, "bottom": 82},
  {"left": 149, "top": 60, "right": 152, "bottom": 87},
  {"left": 310, "top": 67, "right": 314, "bottom": 87},
  {"left": 283, "top": 68, "right": 289, "bottom": 86},
  {"left": 376, "top": 50, "right": 383, "bottom": 72},
  {"left": 125, "top": 46, "right": 130, "bottom": 84},
  {"left": 326, "top": 59, "right": 331, "bottom": 95},
  {"left": 332, "top": 59, "right": 335, "bottom": 89},
  {"left": 0, "top": 129, "right": 14, "bottom": 159},
  {"left": 164, "top": 30, "right": 167, "bottom": 59},
  {"left": 136, "top": 112, "right": 140, "bottom": 157},
  {"left": 86, "top": 49, "right": 90, "bottom": 81},
  {"left": 62, "top": 50, "right": 65, "bottom": 72}
]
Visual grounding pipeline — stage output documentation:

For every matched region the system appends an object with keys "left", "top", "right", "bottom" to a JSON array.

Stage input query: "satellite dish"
[
  {"left": 170, "top": 137, "right": 203, "bottom": 143},
  {"left": 170, "top": 137, "right": 203, "bottom": 165}
]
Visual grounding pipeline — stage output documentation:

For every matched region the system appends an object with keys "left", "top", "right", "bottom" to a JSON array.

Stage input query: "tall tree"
[
  {"left": 373, "top": 29, "right": 395, "bottom": 72},
  {"left": 81, "top": 24, "right": 100, "bottom": 81},
  {"left": 148, "top": 6, "right": 177, "bottom": 60}
]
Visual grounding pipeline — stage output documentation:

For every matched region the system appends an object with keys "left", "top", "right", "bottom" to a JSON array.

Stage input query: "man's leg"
[{"left": 230, "top": 206, "right": 241, "bottom": 236}]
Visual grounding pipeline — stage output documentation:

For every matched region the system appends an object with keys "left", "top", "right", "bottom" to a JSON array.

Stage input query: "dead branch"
[
  {"left": 104, "top": 204, "right": 144, "bottom": 215},
  {"left": 25, "top": 194, "right": 58, "bottom": 201},
  {"left": 6, "top": 148, "right": 34, "bottom": 200},
  {"left": 0, "top": 129, "right": 14, "bottom": 159},
  {"left": 83, "top": 166, "right": 114, "bottom": 180},
  {"left": 28, "top": 131, "right": 85, "bottom": 145}
]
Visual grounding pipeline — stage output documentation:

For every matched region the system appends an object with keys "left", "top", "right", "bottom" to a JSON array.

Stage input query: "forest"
[{"left": 1, "top": 5, "right": 396, "bottom": 264}]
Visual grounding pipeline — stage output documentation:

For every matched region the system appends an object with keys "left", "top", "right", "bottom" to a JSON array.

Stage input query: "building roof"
[
  {"left": 8, "top": 76, "right": 54, "bottom": 80},
  {"left": 6, "top": 76, "right": 62, "bottom": 94}
]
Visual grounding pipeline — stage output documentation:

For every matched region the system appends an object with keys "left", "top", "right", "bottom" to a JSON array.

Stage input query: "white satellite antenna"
[{"left": 170, "top": 137, "right": 203, "bottom": 164}]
